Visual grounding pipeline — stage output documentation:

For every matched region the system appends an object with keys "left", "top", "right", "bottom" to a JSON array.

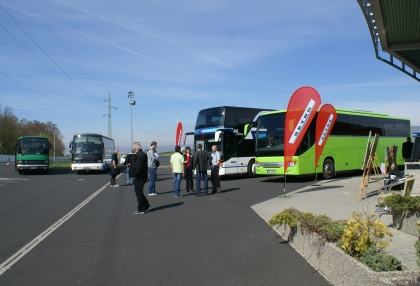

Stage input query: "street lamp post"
[
  {"left": 54, "top": 133, "right": 56, "bottom": 166},
  {"left": 128, "top": 91, "right": 135, "bottom": 147}
]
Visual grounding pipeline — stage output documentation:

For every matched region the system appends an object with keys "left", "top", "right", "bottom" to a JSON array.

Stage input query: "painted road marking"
[{"left": 0, "top": 173, "right": 122, "bottom": 275}]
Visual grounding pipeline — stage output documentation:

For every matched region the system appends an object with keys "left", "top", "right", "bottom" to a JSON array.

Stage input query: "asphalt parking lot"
[{"left": 0, "top": 164, "right": 331, "bottom": 286}]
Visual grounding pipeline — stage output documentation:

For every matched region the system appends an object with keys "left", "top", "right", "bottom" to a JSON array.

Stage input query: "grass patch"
[
  {"left": 158, "top": 152, "right": 174, "bottom": 156},
  {"left": 50, "top": 161, "right": 71, "bottom": 168}
]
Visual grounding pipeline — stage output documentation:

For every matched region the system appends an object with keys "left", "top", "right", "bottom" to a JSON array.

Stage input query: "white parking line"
[{"left": 0, "top": 173, "right": 122, "bottom": 275}]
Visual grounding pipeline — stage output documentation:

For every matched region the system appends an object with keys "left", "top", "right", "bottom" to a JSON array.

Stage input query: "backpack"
[{"left": 145, "top": 148, "right": 160, "bottom": 168}]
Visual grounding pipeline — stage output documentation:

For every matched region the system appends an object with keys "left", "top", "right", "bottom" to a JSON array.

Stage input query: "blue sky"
[{"left": 1, "top": 0, "right": 419, "bottom": 152}]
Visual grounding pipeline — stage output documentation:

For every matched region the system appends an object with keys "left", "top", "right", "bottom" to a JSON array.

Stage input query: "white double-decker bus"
[
  {"left": 185, "top": 106, "right": 273, "bottom": 177},
  {"left": 69, "top": 133, "right": 114, "bottom": 174}
]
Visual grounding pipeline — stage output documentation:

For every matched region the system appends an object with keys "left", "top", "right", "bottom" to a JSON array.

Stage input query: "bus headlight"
[
  {"left": 219, "top": 162, "right": 223, "bottom": 166},
  {"left": 44, "top": 161, "right": 49, "bottom": 164},
  {"left": 255, "top": 160, "right": 259, "bottom": 167},
  {"left": 289, "top": 160, "right": 297, "bottom": 167},
  {"left": 98, "top": 160, "right": 102, "bottom": 163}
]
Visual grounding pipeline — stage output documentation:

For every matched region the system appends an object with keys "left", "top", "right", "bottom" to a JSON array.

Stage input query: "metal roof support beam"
[{"left": 357, "top": 0, "right": 420, "bottom": 82}]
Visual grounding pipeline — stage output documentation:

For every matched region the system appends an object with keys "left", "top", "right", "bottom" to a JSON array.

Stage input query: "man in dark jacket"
[
  {"left": 402, "top": 137, "right": 414, "bottom": 161},
  {"left": 130, "top": 142, "right": 151, "bottom": 215},
  {"left": 193, "top": 144, "right": 212, "bottom": 196}
]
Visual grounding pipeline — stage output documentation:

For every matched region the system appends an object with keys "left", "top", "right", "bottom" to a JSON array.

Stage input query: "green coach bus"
[
  {"left": 254, "top": 109, "right": 411, "bottom": 179},
  {"left": 14, "top": 136, "right": 51, "bottom": 174}
]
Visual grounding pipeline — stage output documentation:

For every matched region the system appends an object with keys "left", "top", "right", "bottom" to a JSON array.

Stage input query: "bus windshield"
[
  {"left": 72, "top": 135, "right": 102, "bottom": 155},
  {"left": 195, "top": 134, "right": 223, "bottom": 157},
  {"left": 256, "top": 113, "right": 286, "bottom": 157},
  {"left": 195, "top": 108, "right": 225, "bottom": 129},
  {"left": 18, "top": 137, "right": 49, "bottom": 155}
]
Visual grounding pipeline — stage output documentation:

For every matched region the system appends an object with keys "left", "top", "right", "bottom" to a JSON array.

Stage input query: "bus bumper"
[
  {"left": 71, "top": 163, "right": 105, "bottom": 171},
  {"left": 16, "top": 164, "right": 49, "bottom": 170}
]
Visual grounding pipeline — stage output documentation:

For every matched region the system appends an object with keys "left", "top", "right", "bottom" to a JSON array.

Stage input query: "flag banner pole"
[
  {"left": 278, "top": 171, "right": 292, "bottom": 198},
  {"left": 281, "top": 86, "right": 321, "bottom": 198}
]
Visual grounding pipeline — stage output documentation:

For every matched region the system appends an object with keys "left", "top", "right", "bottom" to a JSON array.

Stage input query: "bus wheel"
[
  {"left": 247, "top": 159, "right": 256, "bottom": 178},
  {"left": 322, "top": 159, "right": 335, "bottom": 180},
  {"left": 18, "top": 170, "right": 23, "bottom": 175}
]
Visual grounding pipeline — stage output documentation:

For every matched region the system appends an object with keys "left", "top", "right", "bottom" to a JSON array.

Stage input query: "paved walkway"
[{"left": 251, "top": 175, "right": 419, "bottom": 270}]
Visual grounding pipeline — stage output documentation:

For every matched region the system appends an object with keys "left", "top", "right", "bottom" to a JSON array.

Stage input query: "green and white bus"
[
  {"left": 255, "top": 109, "right": 411, "bottom": 179},
  {"left": 14, "top": 136, "right": 51, "bottom": 174}
]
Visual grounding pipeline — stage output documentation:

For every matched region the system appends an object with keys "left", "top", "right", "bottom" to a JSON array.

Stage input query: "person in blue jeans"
[
  {"left": 146, "top": 141, "right": 158, "bottom": 196},
  {"left": 124, "top": 150, "right": 134, "bottom": 184},
  {"left": 170, "top": 146, "right": 185, "bottom": 198},
  {"left": 193, "top": 144, "right": 212, "bottom": 196}
]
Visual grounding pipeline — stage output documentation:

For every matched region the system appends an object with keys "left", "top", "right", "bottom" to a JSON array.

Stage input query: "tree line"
[{"left": 0, "top": 104, "right": 65, "bottom": 155}]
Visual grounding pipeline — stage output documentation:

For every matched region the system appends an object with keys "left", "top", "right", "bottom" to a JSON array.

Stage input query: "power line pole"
[{"left": 104, "top": 92, "right": 117, "bottom": 138}]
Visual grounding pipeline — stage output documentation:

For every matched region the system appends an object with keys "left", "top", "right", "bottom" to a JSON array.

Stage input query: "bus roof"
[
  {"left": 260, "top": 108, "right": 410, "bottom": 120},
  {"left": 18, "top": 136, "right": 48, "bottom": 139},
  {"left": 72, "top": 133, "right": 114, "bottom": 140},
  {"left": 199, "top": 106, "right": 275, "bottom": 112}
]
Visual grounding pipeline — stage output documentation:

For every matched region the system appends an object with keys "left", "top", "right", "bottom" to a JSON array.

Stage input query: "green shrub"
[
  {"left": 268, "top": 208, "right": 345, "bottom": 243},
  {"left": 268, "top": 208, "right": 305, "bottom": 228},
  {"left": 359, "top": 248, "right": 402, "bottom": 272},
  {"left": 318, "top": 220, "right": 347, "bottom": 242},
  {"left": 380, "top": 194, "right": 420, "bottom": 212},
  {"left": 301, "top": 214, "right": 346, "bottom": 242},
  {"left": 416, "top": 225, "right": 420, "bottom": 268},
  {"left": 336, "top": 238, "right": 344, "bottom": 249}
]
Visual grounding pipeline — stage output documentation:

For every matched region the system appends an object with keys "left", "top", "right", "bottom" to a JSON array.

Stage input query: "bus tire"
[
  {"left": 18, "top": 170, "right": 23, "bottom": 175},
  {"left": 247, "top": 159, "right": 256, "bottom": 177},
  {"left": 322, "top": 159, "right": 335, "bottom": 180}
]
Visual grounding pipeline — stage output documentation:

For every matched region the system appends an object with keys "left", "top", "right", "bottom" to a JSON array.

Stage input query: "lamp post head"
[{"left": 128, "top": 91, "right": 134, "bottom": 98}]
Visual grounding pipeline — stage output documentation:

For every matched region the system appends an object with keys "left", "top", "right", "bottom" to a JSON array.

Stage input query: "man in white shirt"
[{"left": 210, "top": 145, "right": 221, "bottom": 194}]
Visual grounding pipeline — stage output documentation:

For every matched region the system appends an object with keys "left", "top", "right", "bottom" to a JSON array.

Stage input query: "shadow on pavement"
[
  {"left": 259, "top": 172, "right": 359, "bottom": 184},
  {"left": 296, "top": 185, "right": 344, "bottom": 194},
  {"left": 18, "top": 169, "right": 75, "bottom": 175},
  {"left": 150, "top": 202, "right": 184, "bottom": 212},
  {"left": 221, "top": 187, "right": 240, "bottom": 193}
]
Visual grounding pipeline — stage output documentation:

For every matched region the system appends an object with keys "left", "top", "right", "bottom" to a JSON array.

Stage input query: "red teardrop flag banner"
[
  {"left": 176, "top": 122, "right": 183, "bottom": 146},
  {"left": 315, "top": 104, "right": 336, "bottom": 167},
  {"left": 284, "top": 87, "right": 321, "bottom": 173}
]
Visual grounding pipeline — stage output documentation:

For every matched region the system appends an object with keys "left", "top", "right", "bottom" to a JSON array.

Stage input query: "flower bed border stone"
[
  {"left": 392, "top": 211, "right": 420, "bottom": 237},
  {"left": 273, "top": 223, "right": 420, "bottom": 286}
]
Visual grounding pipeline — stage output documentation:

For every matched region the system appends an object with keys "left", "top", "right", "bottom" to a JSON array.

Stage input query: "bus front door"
[{"left": 221, "top": 133, "right": 237, "bottom": 175}]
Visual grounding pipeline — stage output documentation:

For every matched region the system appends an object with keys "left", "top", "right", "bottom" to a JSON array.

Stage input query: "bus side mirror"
[
  {"left": 69, "top": 142, "right": 73, "bottom": 148},
  {"left": 215, "top": 131, "right": 222, "bottom": 142}
]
